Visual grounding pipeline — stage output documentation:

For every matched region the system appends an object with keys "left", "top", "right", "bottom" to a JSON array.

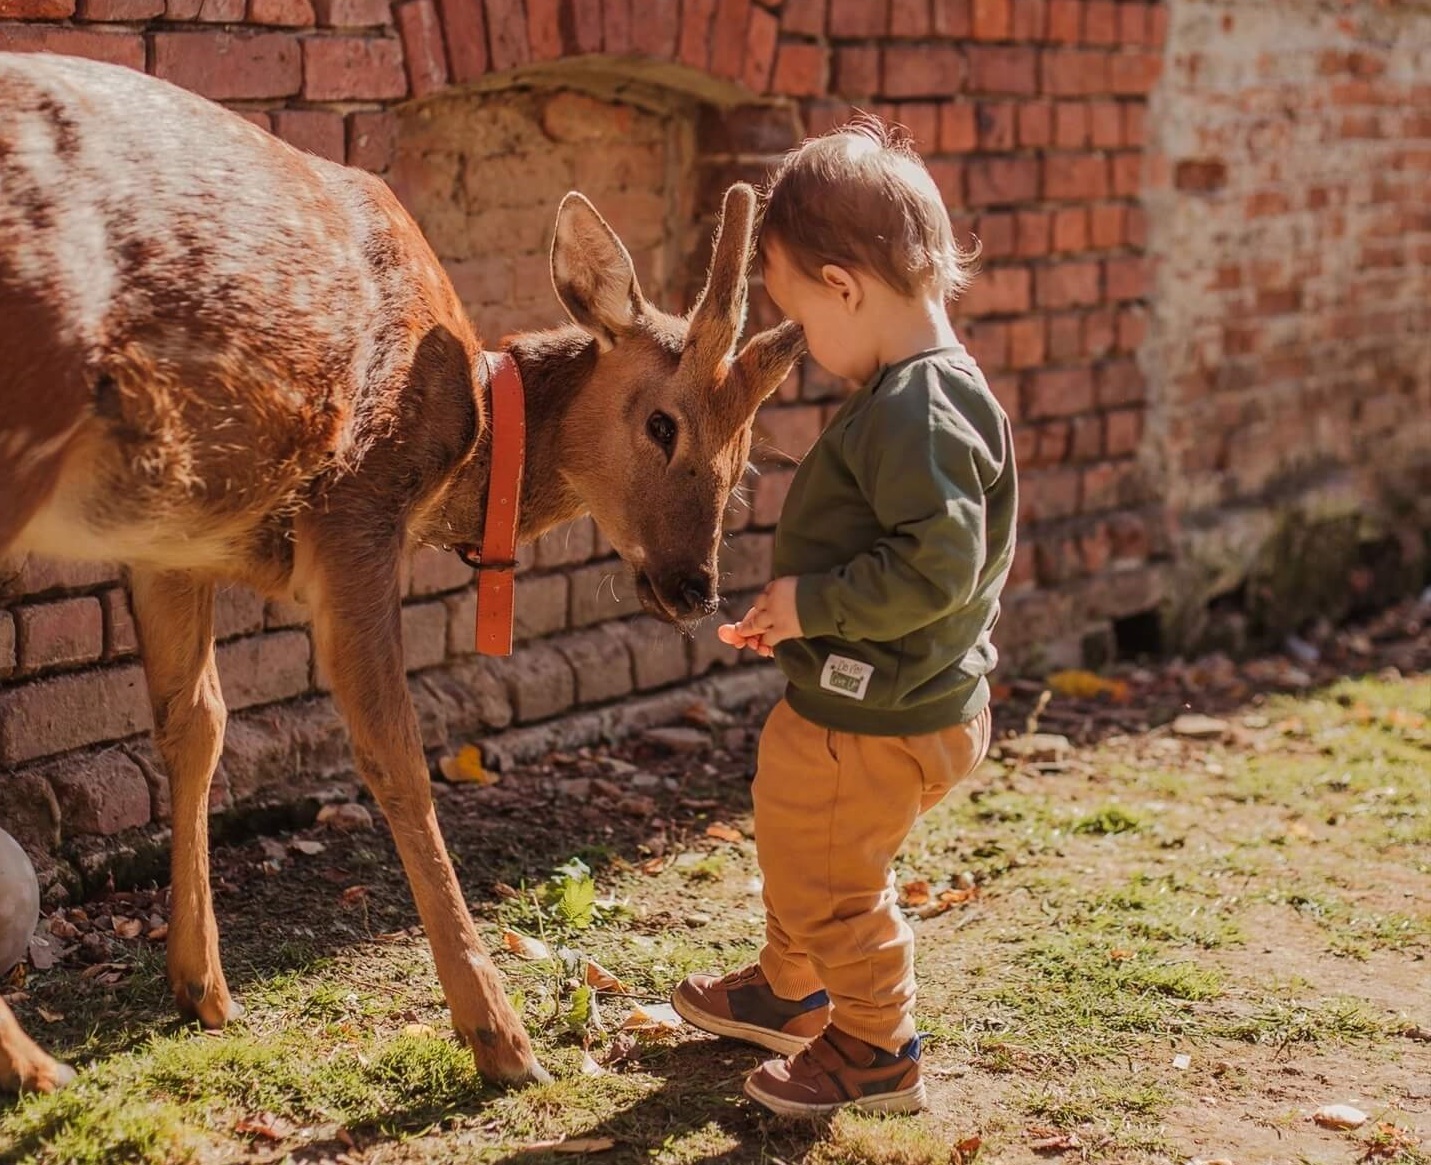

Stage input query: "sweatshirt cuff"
[{"left": 794, "top": 573, "right": 842, "bottom": 640}]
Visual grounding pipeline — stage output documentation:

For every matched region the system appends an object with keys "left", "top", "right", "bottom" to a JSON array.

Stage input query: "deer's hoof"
[
  {"left": 175, "top": 979, "right": 243, "bottom": 1028},
  {"left": 9, "top": 1053, "right": 76, "bottom": 1094}
]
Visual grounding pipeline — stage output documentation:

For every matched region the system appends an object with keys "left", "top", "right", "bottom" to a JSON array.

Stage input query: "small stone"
[
  {"left": 997, "top": 733, "right": 1072, "bottom": 763},
  {"left": 1312, "top": 1104, "right": 1368, "bottom": 1130},
  {"left": 642, "top": 726, "right": 711, "bottom": 753},
  {"left": 618, "top": 795, "right": 657, "bottom": 817},
  {"left": 630, "top": 772, "right": 662, "bottom": 791},
  {"left": 1172, "top": 714, "right": 1231, "bottom": 740},
  {"left": 684, "top": 913, "right": 712, "bottom": 927},
  {"left": 602, "top": 758, "right": 639, "bottom": 775},
  {"left": 591, "top": 778, "right": 623, "bottom": 799},
  {"left": 662, "top": 777, "right": 680, "bottom": 793},
  {"left": 557, "top": 778, "right": 592, "bottom": 801},
  {"left": 316, "top": 802, "right": 374, "bottom": 833}
]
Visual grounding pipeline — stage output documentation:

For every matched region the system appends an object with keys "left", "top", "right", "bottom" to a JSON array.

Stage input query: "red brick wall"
[
  {"left": 1142, "top": 0, "right": 1431, "bottom": 644},
  {"left": 2, "top": 0, "right": 1426, "bottom": 862}
]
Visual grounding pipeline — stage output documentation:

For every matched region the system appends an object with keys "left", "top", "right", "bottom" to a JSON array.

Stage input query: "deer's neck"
[{"left": 507, "top": 327, "right": 596, "bottom": 541}]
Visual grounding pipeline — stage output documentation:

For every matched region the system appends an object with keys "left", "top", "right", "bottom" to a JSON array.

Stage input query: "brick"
[
  {"left": 407, "top": 545, "right": 473, "bottom": 595},
  {"left": 481, "top": 0, "right": 529, "bottom": 69},
  {"left": 971, "top": 105, "right": 1014, "bottom": 153},
  {"left": 1018, "top": 99, "right": 1052, "bottom": 146},
  {"left": 1088, "top": 99, "right": 1120, "bottom": 147},
  {"left": 49, "top": 750, "right": 151, "bottom": 837},
  {"left": 0, "top": 0, "right": 73, "bottom": 13},
  {"left": 1047, "top": 312, "right": 1081, "bottom": 360},
  {"left": 931, "top": 0, "right": 969, "bottom": 35},
  {"left": 830, "top": 0, "right": 887, "bottom": 36},
  {"left": 631, "top": 0, "right": 679, "bottom": 56},
  {"left": 17, "top": 597, "right": 103, "bottom": 671},
  {"left": 678, "top": 0, "right": 715, "bottom": 69},
  {"left": 1083, "top": 306, "right": 1115, "bottom": 356},
  {"left": 986, "top": 373, "right": 1020, "bottom": 422},
  {"left": 434, "top": 0, "right": 487, "bottom": 77},
  {"left": 1105, "top": 255, "right": 1147, "bottom": 301},
  {"left": 395, "top": 0, "right": 448, "bottom": 96},
  {"left": 493, "top": 644, "right": 575, "bottom": 723},
  {"left": 1081, "top": 459, "right": 1142, "bottom": 511},
  {"left": 197, "top": 0, "right": 245, "bottom": 19},
  {"left": 1083, "top": 0, "right": 1116, "bottom": 44},
  {"left": 212, "top": 585, "right": 265, "bottom": 641},
  {"left": 273, "top": 108, "right": 346, "bottom": 161},
  {"left": 1047, "top": 0, "right": 1078, "bottom": 40},
  {"left": 1070, "top": 413, "right": 1103, "bottom": 460},
  {"left": 939, "top": 102, "right": 977, "bottom": 151},
  {"left": 1010, "top": 0, "right": 1043, "bottom": 38},
  {"left": 1015, "top": 208, "right": 1050, "bottom": 255},
  {"left": 250, "top": 0, "right": 314, "bottom": 23},
  {"left": 0, "top": 612, "right": 14, "bottom": 676},
  {"left": 101, "top": 589, "right": 138, "bottom": 658},
  {"left": 1030, "top": 420, "right": 1066, "bottom": 465},
  {"left": 303, "top": 34, "right": 406, "bottom": 99},
  {"left": 620, "top": 617, "right": 691, "bottom": 691},
  {"left": 347, "top": 109, "right": 396, "bottom": 171},
  {"left": 1052, "top": 206, "right": 1087, "bottom": 252},
  {"left": 555, "top": 626, "right": 633, "bottom": 704},
  {"left": 834, "top": 45, "right": 879, "bottom": 96},
  {"left": 217, "top": 631, "right": 311, "bottom": 710},
  {"left": 755, "top": 405, "right": 825, "bottom": 460},
  {"left": 1146, "top": 2, "right": 1166, "bottom": 46},
  {"left": 881, "top": 44, "right": 963, "bottom": 98},
  {"left": 0, "top": 25, "right": 144, "bottom": 70},
  {"left": 0, "top": 664, "right": 150, "bottom": 765},
  {"left": 152, "top": 32, "right": 300, "bottom": 99},
  {"left": 973, "top": 211, "right": 1015, "bottom": 258},
  {"left": 721, "top": 532, "right": 773, "bottom": 593},
  {"left": 1053, "top": 100, "right": 1088, "bottom": 147},
  {"left": 745, "top": 3, "right": 779, "bottom": 91},
  {"left": 1018, "top": 468, "right": 1081, "bottom": 523},
  {"left": 1106, "top": 511, "right": 1149, "bottom": 562},
  {"left": 522, "top": 0, "right": 562, "bottom": 58},
  {"left": 962, "top": 319, "right": 1009, "bottom": 371},
  {"left": 603, "top": 0, "right": 631, "bottom": 54},
  {"left": 1042, "top": 48, "right": 1107, "bottom": 96},
  {"left": 890, "top": 0, "right": 928, "bottom": 35},
  {"left": 710, "top": 0, "right": 751, "bottom": 82},
  {"left": 0, "top": 768, "right": 61, "bottom": 852},
  {"left": 1105, "top": 407, "right": 1142, "bottom": 455},
  {"left": 1089, "top": 202, "right": 1123, "bottom": 248},
  {"left": 77, "top": 0, "right": 162, "bottom": 18},
  {"left": 1117, "top": 1, "right": 1145, "bottom": 44},
  {"left": 399, "top": 601, "right": 448, "bottom": 671},
  {"left": 1027, "top": 366, "right": 1095, "bottom": 418},
  {"left": 1043, "top": 153, "right": 1107, "bottom": 201},
  {"left": 1008, "top": 315, "right": 1046, "bottom": 369},
  {"left": 567, "top": 0, "right": 600, "bottom": 51},
  {"left": 966, "top": 156, "right": 1038, "bottom": 205},
  {"left": 514, "top": 573, "right": 569, "bottom": 640},
  {"left": 782, "top": 0, "right": 825, "bottom": 35},
  {"left": 1174, "top": 158, "right": 1227, "bottom": 193},
  {"left": 1095, "top": 357, "right": 1143, "bottom": 406},
  {"left": 894, "top": 101, "right": 939, "bottom": 150},
  {"left": 967, "top": 44, "right": 1036, "bottom": 94},
  {"left": 959, "top": 263, "right": 1031, "bottom": 315},
  {"left": 770, "top": 41, "right": 827, "bottom": 97},
  {"left": 313, "top": 0, "right": 390, "bottom": 23},
  {"left": 570, "top": 563, "right": 639, "bottom": 627},
  {"left": 1036, "top": 260, "right": 1100, "bottom": 308},
  {"left": 1122, "top": 101, "right": 1144, "bottom": 147},
  {"left": 753, "top": 467, "right": 796, "bottom": 527},
  {"left": 1116, "top": 304, "right": 1145, "bottom": 352},
  {"left": 970, "top": 0, "right": 1008, "bottom": 39}
]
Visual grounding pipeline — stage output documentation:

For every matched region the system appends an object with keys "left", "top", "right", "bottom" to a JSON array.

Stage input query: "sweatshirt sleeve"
[{"left": 794, "top": 376, "right": 991, "bottom": 644}]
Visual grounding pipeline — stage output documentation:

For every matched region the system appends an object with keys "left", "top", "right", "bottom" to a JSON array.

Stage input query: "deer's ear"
[
  {"left": 727, "top": 320, "right": 806, "bottom": 420},
  {"left": 684, "top": 183, "right": 756, "bottom": 373},
  {"left": 551, "top": 192, "right": 645, "bottom": 350}
]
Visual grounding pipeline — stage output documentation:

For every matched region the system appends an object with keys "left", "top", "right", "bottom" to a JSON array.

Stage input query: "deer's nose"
[{"left": 678, "top": 574, "right": 716, "bottom": 614}]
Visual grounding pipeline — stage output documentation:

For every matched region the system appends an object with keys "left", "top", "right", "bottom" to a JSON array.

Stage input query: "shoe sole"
[
  {"left": 743, "top": 1075, "right": 927, "bottom": 1118},
  {"left": 670, "top": 989, "right": 816, "bottom": 1057}
]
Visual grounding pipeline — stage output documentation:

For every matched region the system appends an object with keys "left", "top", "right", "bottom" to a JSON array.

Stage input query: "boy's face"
[{"left": 761, "top": 240, "right": 880, "bottom": 384}]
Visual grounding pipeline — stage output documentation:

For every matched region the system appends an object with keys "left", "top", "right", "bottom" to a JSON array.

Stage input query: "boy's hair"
[{"left": 759, "top": 113, "right": 977, "bottom": 300}]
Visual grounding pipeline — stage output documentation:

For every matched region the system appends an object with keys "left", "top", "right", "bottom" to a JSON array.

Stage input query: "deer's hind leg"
[
  {"left": 0, "top": 996, "right": 75, "bottom": 1094},
  {"left": 130, "top": 569, "right": 238, "bottom": 1028}
]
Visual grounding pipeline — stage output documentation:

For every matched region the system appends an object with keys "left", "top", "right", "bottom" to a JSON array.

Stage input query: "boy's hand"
[
  {"left": 717, "top": 622, "right": 773, "bottom": 658},
  {"left": 737, "top": 576, "right": 803, "bottom": 649}
]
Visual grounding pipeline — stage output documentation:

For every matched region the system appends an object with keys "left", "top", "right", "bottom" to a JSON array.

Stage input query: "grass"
[{"left": 1, "top": 672, "right": 1428, "bottom": 1164}]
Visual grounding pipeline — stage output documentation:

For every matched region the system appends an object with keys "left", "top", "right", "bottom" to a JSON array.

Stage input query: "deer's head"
[{"left": 546, "top": 183, "right": 804, "bottom": 626}]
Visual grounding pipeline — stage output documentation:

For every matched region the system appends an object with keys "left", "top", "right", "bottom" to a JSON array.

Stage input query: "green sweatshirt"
[{"left": 773, "top": 346, "right": 1018, "bottom": 736}]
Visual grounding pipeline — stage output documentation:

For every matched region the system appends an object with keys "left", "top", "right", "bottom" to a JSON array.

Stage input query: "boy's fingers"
[{"left": 717, "top": 623, "right": 743, "bottom": 646}]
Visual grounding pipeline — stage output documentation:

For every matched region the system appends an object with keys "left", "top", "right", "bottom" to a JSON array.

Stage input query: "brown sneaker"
[
  {"left": 671, "top": 964, "right": 831, "bottom": 1056},
  {"left": 743, "top": 1027, "right": 926, "bottom": 1117}
]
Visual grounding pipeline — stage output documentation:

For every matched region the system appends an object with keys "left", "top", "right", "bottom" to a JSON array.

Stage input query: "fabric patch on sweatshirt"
[{"left": 820, "top": 654, "right": 874, "bottom": 700}]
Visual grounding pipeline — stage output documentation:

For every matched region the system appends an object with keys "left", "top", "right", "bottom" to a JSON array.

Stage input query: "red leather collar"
[{"left": 456, "top": 350, "right": 526, "bottom": 656}]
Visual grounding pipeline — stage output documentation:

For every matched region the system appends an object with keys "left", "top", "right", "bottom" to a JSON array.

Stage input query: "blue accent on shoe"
[{"left": 796, "top": 989, "right": 831, "bottom": 1011}]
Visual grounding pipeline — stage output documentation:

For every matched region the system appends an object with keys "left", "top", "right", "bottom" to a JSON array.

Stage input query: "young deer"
[{"left": 0, "top": 52, "right": 803, "bottom": 1093}]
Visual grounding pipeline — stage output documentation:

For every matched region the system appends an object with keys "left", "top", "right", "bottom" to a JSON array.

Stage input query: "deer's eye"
[{"left": 647, "top": 411, "right": 677, "bottom": 453}]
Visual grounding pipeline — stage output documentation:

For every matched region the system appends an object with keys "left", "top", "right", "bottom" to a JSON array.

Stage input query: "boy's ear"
[{"left": 820, "top": 263, "right": 864, "bottom": 311}]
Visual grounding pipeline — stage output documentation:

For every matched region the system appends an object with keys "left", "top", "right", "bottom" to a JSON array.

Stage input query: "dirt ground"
[{"left": 2, "top": 599, "right": 1428, "bottom": 1165}]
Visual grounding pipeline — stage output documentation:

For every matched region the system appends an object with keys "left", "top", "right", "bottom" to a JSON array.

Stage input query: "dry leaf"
[
  {"left": 705, "top": 823, "right": 743, "bottom": 843},
  {"left": 955, "top": 1135, "right": 982, "bottom": 1160},
  {"left": 900, "top": 879, "right": 932, "bottom": 907},
  {"left": 113, "top": 917, "right": 143, "bottom": 940},
  {"left": 580, "top": 1050, "right": 605, "bottom": 1076},
  {"left": 501, "top": 930, "right": 552, "bottom": 961},
  {"left": 79, "top": 962, "right": 128, "bottom": 980},
  {"left": 36, "top": 1007, "right": 64, "bottom": 1023},
  {"left": 1109, "top": 948, "right": 1134, "bottom": 961},
  {"left": 291, "top": 840, "right": 326, "bottom": 856},
  {"left": 317, "top": 802, "right": 374, "bottom": 833},
  {"left": 147, "top": 924, "right": 169, "bottom": 942},
  {"left": 340, "top": 885, "right": 370, "bottom": 906},
  {"left": 639, "top": 856, "right": 668, "bottom": 875},
  {"left": 1029, "top": 1132, "right": 1082, "bottom": 1153},
  {"left": 1047, "top": 669, "right": 1130, "bottom": 703},
  {"left": 584, "top": 958, "right": 630, "bottom": 993},
  {"left": 1312, "top": 1103, "right": 1368, "bottom": 1130},
  {"left": 234, "top": 1112, "right": 292, "bottom": 1141},
  {"left": 438, "top": 744, "right": 498, "bottom": 785},
  {"left": 402, "top": 1023, "right": 437, "bottom": 1039},
  {"left": 620, "top": 1002, "right": 683, "bottom": 1038}
]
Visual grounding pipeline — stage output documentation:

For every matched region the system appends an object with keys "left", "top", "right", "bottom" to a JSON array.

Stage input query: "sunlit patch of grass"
[
  {"left": 807, "top": 1111, "right": 979, "bottom": 1165},
  {"left": 1071, "top": 805, "right": 1143, "bottom": 836},
  {"left": 1214, "top": 994, "right": 1390, "bottom": 1048}
]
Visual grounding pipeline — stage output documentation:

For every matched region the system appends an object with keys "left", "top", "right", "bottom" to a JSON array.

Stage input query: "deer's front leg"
[
  {"left": 130, "top": 570, "right": 238, "bottom": 1028},
  {"left": 0, "top": 997, "right": 74, "bottom": 1094},
  {"left": 305, "top": 539, "right": 546, "bottom": 1086}
]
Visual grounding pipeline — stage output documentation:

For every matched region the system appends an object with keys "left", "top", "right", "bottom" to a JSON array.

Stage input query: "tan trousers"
[{"left": 754, "top": 697, "right": 992, "bottom": 1052}]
